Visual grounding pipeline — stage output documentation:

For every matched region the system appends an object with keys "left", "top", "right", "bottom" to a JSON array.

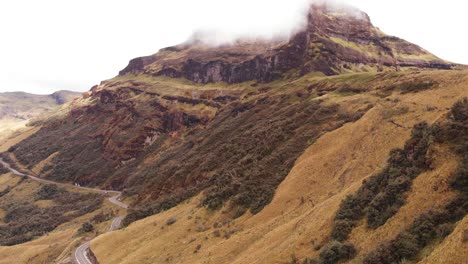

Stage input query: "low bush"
[
  {"left": 383, "top": 80, "right": 437, "bottom": 94},
  {"left": 79, "top": 222, "right": 94, "bottom": 233},
  {"left": 166, "top": 217, "right": 177, "bottom": 225},
  {"left": 91, "top": 211, "right": 114, "bottom": 224},
  {"left": 36, "top": 184, "right": 63, "bottom": 200},
  {"left": 0, "top": 186, "right": 12, "bottom": 197},
  {"left": 0, "top": 164, "right": 8, "bottom": 174},
  {"left": 318, "top": 241, "right": 356, "bottom": 264}
]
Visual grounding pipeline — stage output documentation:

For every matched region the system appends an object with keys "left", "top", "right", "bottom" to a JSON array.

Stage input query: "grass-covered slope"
[
  {"left": 0, "top": 90, "right": 80, "bottom": 143},
  {"left": 0, "top": 169, "right": 122, "bottom": 264},
  {"left": 10, "top": 72, "right": 373, "bottom": 221},
  {"left": 89, "top": 69, "right": 467, "bottom": 264}
]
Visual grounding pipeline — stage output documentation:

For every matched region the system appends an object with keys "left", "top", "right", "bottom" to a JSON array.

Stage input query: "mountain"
[
  {"left": 0, "top": 90, "right": 81, "bottom": 143},
  {"left": 120, "top": 3, "right": 453, "bottom": 83},
  {"left": 0, "top": 3, "right": 466, "bottom": 264}
]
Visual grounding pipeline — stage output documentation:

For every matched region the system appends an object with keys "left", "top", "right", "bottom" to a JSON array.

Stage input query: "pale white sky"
[{"left": 0, "top": 0, "right": 466, "bottom": 94}]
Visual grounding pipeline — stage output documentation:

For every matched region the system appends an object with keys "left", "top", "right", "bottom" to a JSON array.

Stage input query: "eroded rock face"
[{"left": 119, "top": 3, "right": 453, "bottom": 84}]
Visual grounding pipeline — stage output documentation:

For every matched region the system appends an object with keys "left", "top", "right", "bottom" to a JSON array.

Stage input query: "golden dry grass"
[
  {"left": 0, "top": 118, "right": 29, "bottom": 143},
  {"left": 348, "top": 145, "right": 460, "bottom": 261},
  {"left": 0, "top": 126, "right": 40, "bottom": 153},
  {"left": 0, "top": 229, "right": 77, "bottom": 264},
  {"left": 0, "top": 173, "right": 20, "bottom": 190},
  {"left": 91, "top": 70, "right": 468, "bottom": 264},
  {"left": 0, "top": 171, "right": 125, "bottom": 264},
  {"left": 31, "top": 152, "right": 59, "bottom": 175},
  {"left": 34, "top": 199, "right": 55, "bottom": 208}
]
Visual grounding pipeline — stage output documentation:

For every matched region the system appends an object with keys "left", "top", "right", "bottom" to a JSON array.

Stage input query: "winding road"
[{"left": 0, "top": 158, "right": 129, "bottom": 264}]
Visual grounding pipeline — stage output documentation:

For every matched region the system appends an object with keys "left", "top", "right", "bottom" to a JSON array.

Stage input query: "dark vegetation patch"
[
  {"left": 0, "top": 164, "right": 8, "bottom": 174},
  {"left": 0, "top": 187, "right": 12, "bottom": 198},
  {"left": 398, "top": 80, "right": 437, "bottom": 94},
  {"left": 363, "top": 97, "right": 468, "bottom": 263},
  {"left": 0, "top": 172, "right": 26, "bottom": 198},
  {"left": 332, "top": 121, "right": 432, "bottom": 241},
  {"left": 302, "top": 241, "right": 356, "bottom": 264},
  {"left": 90, "top": 210, "right": 115, "bottom": 224},
  {"left": 36, "top": 184, "right": 64, "bottom": 199},
  {"left": 11, "top": 120, "right": 114, "bottom": 187},
  {"left": 0, "top": 183, "right": 103, "bottom": 246},
  {"left": 301, "top": 98, "right": 467, "bottom": 264},
  {"left": 79, "top": 222, "right": 94, "bottom": 233},
  {"left": 335, "top": 86, "right": 367, "bottom": 96},
  {"left": 363, "top": 203, "right": 464, "bottom": 264},
  {"left": 123, "top": 95, "right": 369, "bottom": 226},
  {"left": 10, "top": 88, "right": 211, "bottom": 189},
  {"left": 383, "top": 79, "right": 437, "bottom": 94}
]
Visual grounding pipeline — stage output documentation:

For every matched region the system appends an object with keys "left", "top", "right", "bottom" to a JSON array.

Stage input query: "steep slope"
[
  {"left": 8, "top": 4, "right": 455, "bottom": 212},
  {"left": 91, "top": 70, "right": 467, "bottom": 264}
]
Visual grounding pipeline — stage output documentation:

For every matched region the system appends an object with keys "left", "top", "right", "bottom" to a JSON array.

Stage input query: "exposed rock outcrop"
[{"left": 119, "top": 3, "right": 453, "bottom": 84}]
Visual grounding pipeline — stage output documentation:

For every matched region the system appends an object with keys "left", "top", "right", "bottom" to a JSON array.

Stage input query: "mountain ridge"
[
  {"left": 0, "top": 90, "right": 81, "bottom": 143},
  {"left": 119, "top": 3, "right": 454, "bottom": 84}
]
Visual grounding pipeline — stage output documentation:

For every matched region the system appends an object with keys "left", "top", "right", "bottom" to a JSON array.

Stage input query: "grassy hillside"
[
  {"left": 0, "top": 90, "right": 80, "bottom": 143},
  {"left": 0, "top": 167, "right": 124, "bottom": 264},
  {"left": 89, "top": 69, "right": 467, "bottom": 264},
  {"left": 0, "top": 124, "right": 130, "bottom": 264},
  {"left": 0, "top": 4, "right": 465, "bottom": 263}
]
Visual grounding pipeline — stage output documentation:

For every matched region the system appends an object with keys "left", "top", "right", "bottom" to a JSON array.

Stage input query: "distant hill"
[{"left": 0, "top": 90, "right": 80, "bottom": 140}]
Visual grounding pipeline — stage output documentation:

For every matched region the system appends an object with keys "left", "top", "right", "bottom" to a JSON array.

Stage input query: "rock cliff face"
[{"left": 119, "top": 3, "right": 453, "bottom": 84}]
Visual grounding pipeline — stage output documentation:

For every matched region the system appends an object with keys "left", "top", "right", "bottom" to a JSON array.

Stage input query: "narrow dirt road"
[{"left": 0, "top": 158, "right": 129, "bottom": 264}]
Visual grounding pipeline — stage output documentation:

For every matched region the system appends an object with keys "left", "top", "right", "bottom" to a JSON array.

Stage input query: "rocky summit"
[{"left": 120, "top": 3, "right": 453, "bottom": 84}]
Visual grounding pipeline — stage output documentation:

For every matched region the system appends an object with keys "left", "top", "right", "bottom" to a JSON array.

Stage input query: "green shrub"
[
  {"left": 318, "top": 241, "right": 356, "bottom": 264},
  {"left": 79, "top": 222, "right": 94, "bottom": 233},
  {"left": 0, "top": 164, "right": 9, "bottom": 174},
  {"left": 331, "top": 220, "right": 354, "bottom": 242},
  {"left": 450, "top": 97, "right": 468, "bottom": 122},
  {"left": 166, "top": 217, "right": 177, "bottom": 225},
  {"left": 36, "top": 184, "right": 63, "bottom": 200},
  {"left": 7, "top": 146, "right": 16, "bottom": 152},
  {"left": 397, "top": 80, "right": 437, "bottom": 94},
  {"left": 0, "top": 186, "right": 12, "bottom": 197}
]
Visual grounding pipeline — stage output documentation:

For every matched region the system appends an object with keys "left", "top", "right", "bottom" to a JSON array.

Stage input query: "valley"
[{"left": 0, "top": 157, "right": 127, "bottom": 264}]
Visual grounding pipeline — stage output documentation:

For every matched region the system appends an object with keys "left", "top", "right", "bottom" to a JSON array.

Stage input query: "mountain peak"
[{"left": 119, "top": 3, "right": 453, "bottom": 83}]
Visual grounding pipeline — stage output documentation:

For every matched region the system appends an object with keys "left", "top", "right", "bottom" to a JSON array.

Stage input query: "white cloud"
[{"left": 0, "top": 0, "right": 466, "bottom": 94}]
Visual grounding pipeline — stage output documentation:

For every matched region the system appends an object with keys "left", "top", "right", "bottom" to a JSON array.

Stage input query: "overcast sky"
[{"left": 0, "top": 0, "right": 467, "bottom": 94}]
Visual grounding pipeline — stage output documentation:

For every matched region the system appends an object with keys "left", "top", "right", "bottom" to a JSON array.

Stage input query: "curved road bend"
[{"left": 0, "top": 158, "right": 129, "bottom": 264}]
